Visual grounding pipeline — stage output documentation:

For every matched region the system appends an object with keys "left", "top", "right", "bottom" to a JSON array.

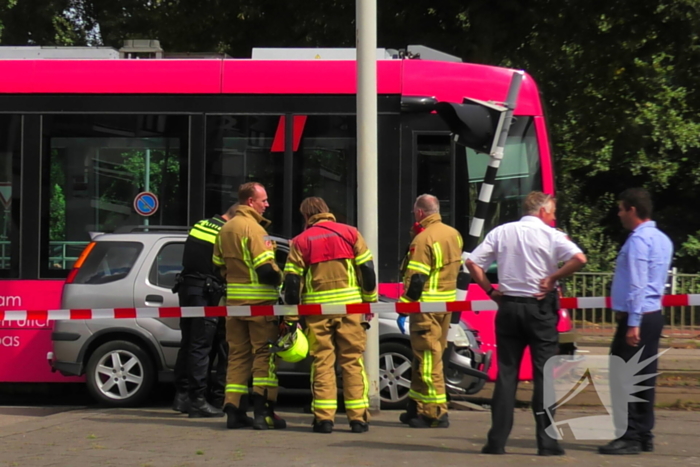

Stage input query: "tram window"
[
  {"left": 205, "top": 115, "right": 284, "bottom": 236},
  {"left": 41, "top": 114, "right": 189, "bottom": 278},
  {"left": 293, "top": 115, "right": 356, "bottom": 235},
  {"left": 416, "top": 134, "right": 453, "bottom": 226},
  {"left": 0, "top": 115, "right": 20, "bottom": 277}
]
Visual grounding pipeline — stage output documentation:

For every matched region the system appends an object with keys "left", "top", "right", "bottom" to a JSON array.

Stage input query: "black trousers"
[
  {"left": 173, "top": 286, "right": 227, "bottom": 401},
  {"left": 610, "top": 310, "right": 664, "bottom": 443},
  {"left": 487, "top": 294, "right": 560, "bottom": 451}
]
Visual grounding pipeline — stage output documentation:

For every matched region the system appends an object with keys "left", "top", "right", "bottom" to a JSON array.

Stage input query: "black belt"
[{"left": 501, "top": 295, "right": 539, "bottom": 304}]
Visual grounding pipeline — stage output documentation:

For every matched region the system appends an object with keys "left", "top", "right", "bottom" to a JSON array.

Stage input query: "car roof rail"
[{"left": 114, "top": 225, "right": 190, "bottom": 234}]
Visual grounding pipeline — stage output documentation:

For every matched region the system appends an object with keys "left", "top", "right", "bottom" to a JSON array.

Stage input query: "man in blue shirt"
[{"left": 599, "top": 188, "right": 673, "bottom": 455}]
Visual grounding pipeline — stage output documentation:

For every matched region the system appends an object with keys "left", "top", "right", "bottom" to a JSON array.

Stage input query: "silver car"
[{"left": 51, "top": 226, "right": 490, "bottom": 409}]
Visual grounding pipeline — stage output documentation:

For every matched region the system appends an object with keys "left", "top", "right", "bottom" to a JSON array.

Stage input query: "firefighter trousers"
[
  {"left": 306, "top": 314, "right": 370, "bottom": 424},
  {"left": 409, "top": 311, "right": 451, "bottom": 419},
  {"left": 224, "top": 315, "right": 279, "bottom": 408}
]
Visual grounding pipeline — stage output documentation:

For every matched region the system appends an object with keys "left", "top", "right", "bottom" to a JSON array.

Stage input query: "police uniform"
[
  {"left": 399, "top": 213, "right": 463, "bottom": 428},
  {"left": 173, "top": 215, "right": 227, "bottom": 417},
  {"left": 283, "top": 213, "right": 377, "bottom": 433},
  {"left": 213, "top": 204, "right": 285, "bottom": 430},
  {"left": 469, "top": 215, "right": 582, "bottom": 453}
]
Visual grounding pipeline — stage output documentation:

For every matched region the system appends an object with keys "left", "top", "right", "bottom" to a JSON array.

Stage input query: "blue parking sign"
[{"left": 133, "top": 192, "right": 159, "bottom": 217}]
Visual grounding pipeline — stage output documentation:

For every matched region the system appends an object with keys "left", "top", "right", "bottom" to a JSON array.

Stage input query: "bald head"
[{"left": 414, "top": 194, "right": 440, "bottom": 222}]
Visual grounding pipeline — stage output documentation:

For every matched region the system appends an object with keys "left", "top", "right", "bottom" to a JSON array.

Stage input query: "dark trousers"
[
  {"left": 487, "top": 294, "right": 560, "bottom": 451},
  {"left": 610, "top": 310, "right": 663, "bottom": 443},
  {"left": 173, "top": 286, "right": 227, "bottom": 401}
]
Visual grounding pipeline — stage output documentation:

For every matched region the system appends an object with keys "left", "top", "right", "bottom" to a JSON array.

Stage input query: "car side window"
[{"left": 149, "top": 242, "right": 185, "bottom": 289}]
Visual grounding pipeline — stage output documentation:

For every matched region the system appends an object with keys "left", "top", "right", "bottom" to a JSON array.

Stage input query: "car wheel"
[
  {"left": 379, "top": 342, "right": 413, "bottom": 410},
  {"left": 85, "top": 340, "right": 155, "bottom": 407}
]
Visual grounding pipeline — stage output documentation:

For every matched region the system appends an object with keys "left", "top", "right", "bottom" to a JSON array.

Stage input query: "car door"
[{"left": 133, "top": 237, "right": 185, "bottom": 369}]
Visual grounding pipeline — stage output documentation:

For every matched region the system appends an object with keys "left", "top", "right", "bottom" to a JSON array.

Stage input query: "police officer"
[
  {"left": 398, "top": 194, "right": 463, "bottom": 428},
  {"left": 283, "top": 197, "right": 377, "bottom": 434},
  {"left": 213, "top": 182, "right": 286, "bottom": 430},
  {"left": 466, "top": 191, "right": 587, "bottom": 456},
  {"left": 172, "top": 204, "right": 237, "bottom": 418}
]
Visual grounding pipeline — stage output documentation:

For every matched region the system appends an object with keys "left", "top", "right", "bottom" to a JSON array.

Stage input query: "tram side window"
[
  {"left": 293, "top": 115, "right": 356, "bottom": 234},
  {"left": 464, "top": 116, "right": 542, "bottom": 236},
  {"left": 0, "top": 115, "right": 20, "bottom": 277},
  {"left": 205, "top": 115, "right": 284, "bottom": 236},
  {"left": 41, "top": 115, "right": 189, "bottom": 278},
  {"left": 416, "top": 134, "right": 453, "bottom": 226}
]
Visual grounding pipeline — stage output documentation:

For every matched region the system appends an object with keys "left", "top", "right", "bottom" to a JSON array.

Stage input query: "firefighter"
[
  {"left": 283, "top": 197, "right": 377, "bottom": 434},
  {"left": 397, "top": 194, "right": 463, "bottom": 428},
  {"left": 213, "top": 182, "right": 286, "bottom": 430},
  {"left": 172, "top": 204, "right": 237, "bottom": 418}
]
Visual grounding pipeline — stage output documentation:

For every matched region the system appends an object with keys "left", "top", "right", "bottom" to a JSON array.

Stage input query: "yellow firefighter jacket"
[
  {"left": 212, "top": 205, "right": 280, "bottom": 305},
  {"left": 284, "top": 213, "right": 378, "bottom": 304},
  {"left": 400, "top": 213, "right": 463, "bottom": 302}
]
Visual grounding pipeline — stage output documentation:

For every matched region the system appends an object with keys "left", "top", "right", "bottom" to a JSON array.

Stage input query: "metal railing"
[{"left": 563, "top": 270, "right": 700, "bottom": 335}]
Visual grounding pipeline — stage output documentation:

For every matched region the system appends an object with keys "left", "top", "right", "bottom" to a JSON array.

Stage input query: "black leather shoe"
[
  {"left": 350, "top": 421, "right": 369, "bottom": 433},
  {"left": 598, "top": 439, "right": 641, "bottom": 455},
  {"left": 312, "top": 420, "right": 334, "bottom": 434},
  {"left": 188, "top": 396, "right": 225, "bottom": 418},
  {"left": 172, "top": 392, "right": 190, "bottom": 413},
  {"left": 481, "top": 444, "right": 505, "bottom": 455},
  {"left": 641, "top": 439, "right": 654, "bottom": 452},
  {"left": 538, "top": 445, "right": 566, "bottom": 456},
  {"left": 408, "top": 414, "right": 449, "bottom": 428}
]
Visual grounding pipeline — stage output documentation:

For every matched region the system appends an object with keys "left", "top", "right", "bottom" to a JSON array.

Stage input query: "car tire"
[
  {"left": 85, "top": 340, "right": 155, "bottom": 407},
  {"left": 379, "top": 341, "right": 413, "bottom": 410}
]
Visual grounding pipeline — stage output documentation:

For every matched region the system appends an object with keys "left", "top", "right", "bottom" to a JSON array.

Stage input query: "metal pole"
[{"left": 357, "top": 0, "right": 380, "bottom": 413}]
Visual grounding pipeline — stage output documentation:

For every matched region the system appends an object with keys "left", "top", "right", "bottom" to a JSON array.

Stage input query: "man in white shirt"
[{"left": 466, "top": 191, "right": 587, "bottom": 456}]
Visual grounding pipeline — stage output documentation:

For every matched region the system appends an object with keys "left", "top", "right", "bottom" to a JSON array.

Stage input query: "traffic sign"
[{"left": 133, "top": 192, "right": 159, "bottom": 217}]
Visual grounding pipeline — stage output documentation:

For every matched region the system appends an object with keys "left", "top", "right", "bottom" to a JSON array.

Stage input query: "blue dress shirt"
[{"left": 611, "top": 221, "right": 673, "bottom": 327}]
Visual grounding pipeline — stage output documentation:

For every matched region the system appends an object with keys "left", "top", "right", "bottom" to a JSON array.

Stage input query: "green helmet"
[{"left": 272, "top": 327, "right": 309, "bottom": 363}]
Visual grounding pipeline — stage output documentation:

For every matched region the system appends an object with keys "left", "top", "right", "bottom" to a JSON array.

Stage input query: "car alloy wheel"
[{"left": 93, "top": 349, "right": 145, "bottom": 400}]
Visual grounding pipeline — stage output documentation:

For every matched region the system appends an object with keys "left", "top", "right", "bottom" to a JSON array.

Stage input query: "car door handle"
[{"left": 145, "top": 294, "right": 164, "bottom": 305}]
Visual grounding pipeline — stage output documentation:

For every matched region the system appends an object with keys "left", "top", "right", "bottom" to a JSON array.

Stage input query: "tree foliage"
[{"left": 3, "top": 0, "right": 700, "bottom": 270}]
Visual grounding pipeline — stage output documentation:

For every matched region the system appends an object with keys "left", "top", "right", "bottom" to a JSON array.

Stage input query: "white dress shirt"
[{"left": 469, "top": 216, "right": 583, "bottom": 297}]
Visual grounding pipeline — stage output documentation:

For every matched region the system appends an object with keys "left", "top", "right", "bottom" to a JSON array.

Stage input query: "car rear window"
[{"left": 72, "top": 242, "right": 143, "bottom": 285}]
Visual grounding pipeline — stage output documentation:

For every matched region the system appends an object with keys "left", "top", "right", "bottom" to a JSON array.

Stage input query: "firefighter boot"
[
  {"left": 224, "top": 395, "right": 254, "bottom": 429},
  {"left": 188, "top": 396, "right": 225, "bottom": 418},
  {"left": 252, "top": 394, "right": 287, "bottom": 430},
  {"left": 408, "top": 413, "right": 450, "bottom": 428},
  {"left": 399, "top": 399, "right": 418, "bottom": 425}
]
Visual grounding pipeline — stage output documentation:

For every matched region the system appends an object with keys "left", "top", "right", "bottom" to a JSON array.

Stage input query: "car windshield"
[{"left": 72, "top": 241, "right": 143, "bottom": 285}]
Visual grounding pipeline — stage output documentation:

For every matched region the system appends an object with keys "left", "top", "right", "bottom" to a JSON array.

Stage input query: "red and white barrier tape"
[{"left": 1, "top": 294, "right": 699, "bottom": 321}]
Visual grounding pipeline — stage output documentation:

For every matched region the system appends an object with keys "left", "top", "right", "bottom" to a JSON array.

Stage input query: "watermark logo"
[{"left": 542, "top": 348, "right": 665, "bottom": 440}]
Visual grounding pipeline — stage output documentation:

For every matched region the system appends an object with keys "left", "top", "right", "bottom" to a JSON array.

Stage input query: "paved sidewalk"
[{"left": 1, "top": 406, "right": 699, "bottom": 466}]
